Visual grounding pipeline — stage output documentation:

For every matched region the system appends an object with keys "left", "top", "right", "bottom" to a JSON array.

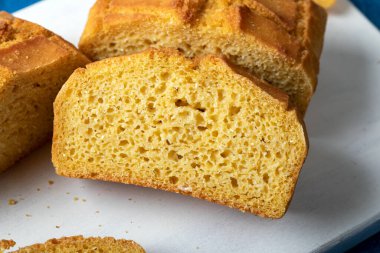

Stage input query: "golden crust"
[
  {"left": 52, "top": 48, "right": 308, "bottom": 218},
  {"left": 0, "top": 12, "right": 89, "bottom": 76},
  {"left": 81, "top": 0, "right": 312, "bottom": 58},
  {"left": 9, "top": 236, "right": 145, "bottom": 253},
  {"left": 80, "top": 0, "right": 326, "bottom": 61}
]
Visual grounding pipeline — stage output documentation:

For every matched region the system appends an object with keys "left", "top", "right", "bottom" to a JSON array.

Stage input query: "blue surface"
[
  {"left": 0, "top": 0, "right": 41, "bottom": 13},
  {"left": 351, "top": 0, "right": 380, "bottom": 30},
  {"left": 0, "top": 0, "right": 379, "bottom": 252}
]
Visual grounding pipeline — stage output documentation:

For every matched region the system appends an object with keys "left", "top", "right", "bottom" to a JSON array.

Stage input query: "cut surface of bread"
[
  {"left": 79, "top": 0, "right": 327, "bottom": 114},
  {"left": 53, "top": 49, "right": 308, "bottom": 218},
  {"left": 0, "top": 12, "right": 90, "bottom": 173},
  {"left": 3, "top": 236, "right": 144, "bottom": 253}
]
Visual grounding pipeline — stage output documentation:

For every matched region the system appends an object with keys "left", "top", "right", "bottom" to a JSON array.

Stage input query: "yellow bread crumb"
[{"left": 52, "top": 49, "right": 308, "bottom": 218}]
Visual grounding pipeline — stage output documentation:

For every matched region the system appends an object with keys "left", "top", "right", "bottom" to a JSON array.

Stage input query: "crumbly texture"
[
  {"left": 0, "top": 12, "right": 90, "bottom": 173},
  {"left": 53, "top": 49, "right": 308, "bottom": 218},
  {"left": 79, "top": 0, "right": 327, "bottom": 114},
  {"left": 0, "top": 239, "right": 16, "bottom": 252},
  {"left": 7, "top": 236, "right": 145, "bottom": 253}
]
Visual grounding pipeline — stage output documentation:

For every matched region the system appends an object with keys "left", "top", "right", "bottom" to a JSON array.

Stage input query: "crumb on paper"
[
  {"left": 8, "top": 199, "right": 17, "bottom": 205},
  {"left": 74, "top": 197, "right": 79, "bottom": 201},
  {"left": 95, "top": 210, "right": 100, "bottom": 214},
  {"left": 25, "top": 214, "right": 32, "bottom": 217},
  {"left": 0, "top": 239, "right": 16, "bottom": 251},
  {"left": 55, "top": 225, "right": 60, "bottom": 229},
  {"left": 48, "top": 180, "right": 54, "bottom": 185},
  {"left": 196, "top": 246, "right": 200, "bottom": 250},
  {"left": 66, "top": 192, "right": 70, "bottom": 195},
  {"left": 82, "top": 199, "right": 87, "bottom": 202},
  {"left": 125, "top": 230, "right": 128, "bottom": 234},
  {"left": 128, "top": 198, "right": 132, "bottom": 201},
  {"left": 37, "top": 188, "right": 41, "bottom": 191},
  {"left": 98, "top": 224, "right": 102, "bottom": 227}
]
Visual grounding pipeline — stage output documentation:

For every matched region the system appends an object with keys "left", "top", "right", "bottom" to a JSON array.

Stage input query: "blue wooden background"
[{"left": 0, "top": 0, "right": 379, "bottom": 252}]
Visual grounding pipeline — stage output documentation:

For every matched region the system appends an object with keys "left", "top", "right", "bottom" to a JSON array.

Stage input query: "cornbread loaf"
[
  {"left": 2, "top": 236, "right": 145, "bottom": 253},
  {"left": 0, "top": 12, "right": 90, "bottom": 173},
  {"left": 79, "top": 0, "right": 327, "bottom": 114},
  {"left": 53, "top": 49, "right": 308, "bottom": 218}
]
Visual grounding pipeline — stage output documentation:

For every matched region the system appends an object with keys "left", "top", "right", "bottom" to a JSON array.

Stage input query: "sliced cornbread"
[
  {"left": 0, "top": 12, "right": 90, "bottom": 173},
  {"left": 52, "top": 49, "right": 308, "bottom": 218},
  {"left": 2, "top": 236, "right": 144, "bottom": 253},
  {"left": 79, "top": 0, "right": 327, "bottom": 114}
]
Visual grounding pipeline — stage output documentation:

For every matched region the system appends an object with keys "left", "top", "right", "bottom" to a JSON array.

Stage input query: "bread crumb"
[
  {"left": 48, "top": 180, "right": 54, "bottom": 185},
  {"left": 66, "top": 192, "right": 70, "bottom": 195},
  {"left": 0, "top": 239, "right": 16, "bottom": 251},
  {"left": 95, "top": 210, "right": 100, "bottom": 214},
  {"left": 74, "top": 197, "right": 79, "bottom": 201},
  {"left": 37, "top": 188, "right": 41, "bottom": 191},
  {"left": 47, "top": 205, "right": 50, "bottom": 209},
  {"left": 82, "top": 199, "right": 87, "bottom": 202},
  {"left": 125, "top": 230, "right": 128, "bottom": 234},
  {"left": 128, "top": 198, "right": 132, "bottom": 201},
  {"left": 55, "top": 225, "right": 60, "bottom": 229},
  {"left": 98, "top": 224, "right": 102, "bottom": 227},
  {"left": 25, "top": 214, "right": 32, "bottom": 217},
  {"left": 8, "top": 199, "right": 17, "bottom": 205}
]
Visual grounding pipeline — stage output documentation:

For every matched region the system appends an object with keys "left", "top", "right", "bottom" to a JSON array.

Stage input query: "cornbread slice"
[
  {"left": 53, "top": 49, "right": 308, "bottom": 218},
  {"left": 0, "top": 12, "right": 90, "bottom": 173},
  {"left": 3, "top": 236, "right": 145, "bottom": 253},
  {"left": 79, "top": 0, "right": 327, "bottom": 115}
]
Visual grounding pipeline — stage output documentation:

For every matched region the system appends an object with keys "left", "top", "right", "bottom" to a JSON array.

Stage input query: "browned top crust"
[
  {"left": 0, "top": 12, "right": 89, "bottom": 80},
  {"left": 84, "top": 0, "right": 326, "bottom": 63}
]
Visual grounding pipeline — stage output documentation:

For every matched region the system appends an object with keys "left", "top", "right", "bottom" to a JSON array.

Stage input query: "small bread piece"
[
  {"left": 6, "top": 236, "right": 145, "bottom": 253},
  {"left": 0, "top": 12, "right": 90, "bottom": 173},
  {"left": 79, "top": 0, "right": 327, "bottom": 114},
  {"left": 52, "top": 49, "right": 308, "bottom": 218},
  {"left": 0, "top": 239, "right": 16, "bottom": 252}
]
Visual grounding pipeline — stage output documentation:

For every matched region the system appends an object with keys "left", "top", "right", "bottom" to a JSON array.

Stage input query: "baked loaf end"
[
  {"left": 53, "top": 49, "right": 308, "bottom": 218},
  {"left": 9, "top": 236, "right": 145, "bottom": 253},
  {"left": 79, "top": 0, "right": 327, "bottom": 115},
  {"left": 0, "top": 12, "right": 90, "bottom": 173}
]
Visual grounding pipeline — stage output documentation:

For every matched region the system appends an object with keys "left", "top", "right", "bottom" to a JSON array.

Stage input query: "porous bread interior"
[
  {"left": 53, "top": 50, "right": 307, "bottom": 218},
  {"left": 0, "top": 12, "right": 89, "bottom": 173},
  {"left": 9, "top": 236, "right": 145, "bottom": 253},
  {"left": 79, "top": 0, "right": 324, "bottom": 114}
]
